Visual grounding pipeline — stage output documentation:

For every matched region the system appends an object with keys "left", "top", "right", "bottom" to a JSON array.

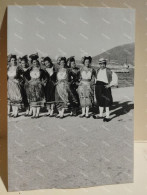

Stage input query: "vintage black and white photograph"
[{"left": 7, "top": 6, "right": 135, "bottom": 191}]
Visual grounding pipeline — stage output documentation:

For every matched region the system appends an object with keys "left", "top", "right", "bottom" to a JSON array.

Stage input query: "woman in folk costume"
[
  {"left": 55, "top": 57, "right": 78, "bottom": 118},
  {"left": 77, "top": 56, "right": 96, "bottom": 118},
  {"left": 93, "top": 58, "right": 118, "bottom": 122},
  {"left": 19, "top": 55, "right": 32, "bottom": 116},
  {"left": 27, "top": 54, "right": 49, "bottom": 118},
  {"left": 54, "top": 56, "right": 61, "bottom": 71},
  {"left": 68, "top": 56, "right": 80, "bottom": 116},
  {"left": 7, "top": 54, "right": 24, "bottom": 117},
  {"left": 40, "top": 57, "right": 46, "bottom": 70},
  {"left": 67, "top": 56, "right": 75, "bottom": 69},
  {"left": 44, "top": 56, "right": 56, "bottom": 117},
  {"left": 18, "top": 57, "right": 22, "bottom": 67}
]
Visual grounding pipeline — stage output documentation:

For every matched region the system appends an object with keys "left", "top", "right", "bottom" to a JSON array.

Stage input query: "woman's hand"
[
  {"left": 105, "top": 84, "right": 111, "bottom": 89},
  {"left": 41, "top": 81, "right": 46, "bottom": 86},
  {"left": 14, "top": 79, "right": 18, "bottom": 83},
  {"left": 75, "top": 82, "right": 80, "bottom": 86}
]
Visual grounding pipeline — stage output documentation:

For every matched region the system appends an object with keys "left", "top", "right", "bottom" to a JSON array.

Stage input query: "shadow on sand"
[{"left": 110, "top": 101, "right": 134, "bottom": 120}]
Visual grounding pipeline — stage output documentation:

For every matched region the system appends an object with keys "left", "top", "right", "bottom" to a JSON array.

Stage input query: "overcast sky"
[{"left": 8, "top": 6, "right": 135, "bottom": 60}]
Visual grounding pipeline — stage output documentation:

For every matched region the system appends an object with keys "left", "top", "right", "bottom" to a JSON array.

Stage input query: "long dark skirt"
[
  {"left": 27, "top": 79, "right": 45, "bottom": 107},
  {"left": 69, "top": 83, "right": 80, "bottom": 109},
  {"left": 8, "top": 79, "right": 23, "bottom": 107},
  {"left": 55, "top": 81, "right": 78, "bottom": 110},
  {"left": 45, "top": 80, "right": 55, "bottom": 104},
  {"left": 21, "top": 83, "right": 29, "bottom": 108},
  {"left": 95, "top": 81, "right": 113, "bottom": 107}
]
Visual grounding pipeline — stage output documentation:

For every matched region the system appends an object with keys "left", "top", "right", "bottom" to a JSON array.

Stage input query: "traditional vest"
[{"left": 96, "top": 68, "right": 112, "bottom": 84}]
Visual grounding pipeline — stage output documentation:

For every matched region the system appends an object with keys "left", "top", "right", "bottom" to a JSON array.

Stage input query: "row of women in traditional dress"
[{"left": 7, "top": 53, "right": 118, "bottom": 121}]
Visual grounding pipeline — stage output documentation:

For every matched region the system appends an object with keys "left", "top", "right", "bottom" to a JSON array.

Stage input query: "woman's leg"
[
  {"left": 50, "top": 104, "right": 54, "bottom": 116},
  {"left": 80, "top": 107, "right": 85, "bottom": 117},
  {"left": 29, "top": 107, "right": 33, "bottom": 116},
  {"left": 85, "top": 106, "right": 89, "bottom": 117},
  {"left": 47, "top": 105, "right": 51, "bottom": 116},
  {"left": 8, "top": 105, "right": 11, "bottom": 116},
  {"left": 25, "top": 107, "right": 29, "bottom": 115},
  {"left": 26, "top": 108, "right": 29, "bottom": 115},
  {"left": 82, "top": 107, "right": 85, "bottom": 115},
  {"left": 32, "top": 107, "right": 36, "bottom": 118},
  {"left": 103, "top": 107, "right": 111, "bottom": 122},
  {"left": 36, "top": 107, "right": 40, "bottom": 117},
  {"left": 56, "top": 109, "right": 61, "bottom": 117},
  {"left": 14, "top": 106, "right": 19, "bottom": 117},
  {"left": 12, "top": 106, "right": 18, "bottom": 117},
  {"left": 99, "top": 106, "right": 104, "bottom": 117},
  {"left": 105, "top": 107, "right": 110, "bottom": 118},
  {"left": 12, "top": 106, "right": 15, "bottom": 116},
  {"left": 60, "top": 108, "right": 65, "bottom": 118}
]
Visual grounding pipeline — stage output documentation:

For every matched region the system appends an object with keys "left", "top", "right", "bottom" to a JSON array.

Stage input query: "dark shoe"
[
  {"left": 13, "top": 115, "right": 18, "bottom": 118},
  {"left": 70, "top": 113, "right": 76, "bottom": 117},
  {"left": 49, "top": 114, "right": 54, "bottom": 117},
  {"left": 93, "top": 115, "right": 103, "bottom": 119},
  {"left": 13, "top": 113, "right": 19, "bottom": 118},
  {"left": 31, "top": 116, "right": 35, "bottom": 119},
  {"left": 85, "top": 115, "right": 90, "bottom": 118},
  {"left": 79, "top": 114, "right": 85, "bottom": 118},
  {"left": 59, "top": 115, "right": 64, "bottom": 119},
  {"left": 24, "top": 114, "right": 29, "bottom": 117},
  {"left": 45, "top": 114, "right": 50, "bottom": 117},
  {"left": 93, "top": 115, "right": 97, "bottom": 119},
  {"left": 103, "top": 117, "right": 111, "bottom": 122},
  {"left": 56, "top": 114, "right": 60, "bottom": 118}
]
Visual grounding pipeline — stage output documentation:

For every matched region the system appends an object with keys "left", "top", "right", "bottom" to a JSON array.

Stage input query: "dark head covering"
[
  {"left": 68, "top": 56, "right": 75, "bottom": 63},
  {"left": 81, "top": 56, "right": 92, "bottom": 64},
  {"left": 29, "top": 53, "right": 39, "bottom": 63},
  {"left": 59, "top": 57, "right": 67, "bottom": 66},
  {"left": 29, "top": 53, "right": 39, "bottom": 60},
  {"left": 98, "top": 58, "right": 107, "bottom": 64},
  {"left": 44, "top": 56, "right": 52, "bottom": 63},
  {"left": 67, "top": 56, "right": 75, "bottom": 68},
  {"left": 44, "top": 56, "right": 54, "bottom": 67},
  {"left": 8, "top": 54, "right": 17, "bottom": 62},
  {"left": 21, "top": 55, "right": 28, "bottom": 63}
]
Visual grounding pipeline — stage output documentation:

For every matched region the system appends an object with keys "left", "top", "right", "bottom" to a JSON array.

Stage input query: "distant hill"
[{"left": 92, "top": 42, "right": 135, "bottom": 66}]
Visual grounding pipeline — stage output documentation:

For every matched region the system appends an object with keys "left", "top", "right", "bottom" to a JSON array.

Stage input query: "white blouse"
[
  {"left": 96, "top": 69, "right": 118, "bottom": 87},
  {"left": 57, "top": 69, "right": 67, "bottom": 80},
  {"left": 30, "top": 69, "right": 40, "bottom": 79},
  {"left": 8, "top": 66, "right": 17, "bottom": 78},
  {"left": 81, "top": 70, "right": 92, "bottom": 80},
  {"left": 46, "top": 67, "right": 53, "bottom": 76}
]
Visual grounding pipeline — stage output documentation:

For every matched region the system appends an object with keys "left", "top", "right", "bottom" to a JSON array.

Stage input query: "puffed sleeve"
[
  {"left": 109, "top": 71, "right": 118, "bottom": 87},
  {"left": 78, "top": 68, "right": 82, "bottom": 82}
]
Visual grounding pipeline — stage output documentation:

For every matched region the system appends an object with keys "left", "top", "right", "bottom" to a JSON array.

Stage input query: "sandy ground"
[{"left": 7, "top": 87, "right": 134, "bottom": 191}]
